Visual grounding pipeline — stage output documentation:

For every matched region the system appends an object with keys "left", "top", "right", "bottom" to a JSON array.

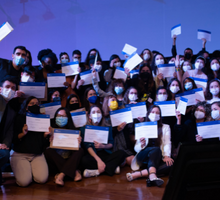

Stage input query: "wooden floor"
[{"left": 1, "top": 166, "right": 167, "bottom": 200}]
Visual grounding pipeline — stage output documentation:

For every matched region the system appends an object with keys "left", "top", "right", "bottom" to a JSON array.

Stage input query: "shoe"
[
  {"left": 146, "top": 177, "right": 164, "bottom": 187},
  {"left": 115, "top": 166, "right": 120, "bottom": 174},
  {"left": 83, "top": 169, "right": 100, "bottom": 178},
  {"left": 54, "top": 174, "right": 64, "bottom": 186},
  {"left": 126, "top": 171, "right": 142, "bottom": 182}
]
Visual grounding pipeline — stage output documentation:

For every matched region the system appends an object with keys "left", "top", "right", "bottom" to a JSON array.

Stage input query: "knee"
[
  {"left": 0, "top": 149, "right": 10, "bottom": 161},
  {"left": 16, "top": 177, "right": 32, "bottom": 187},
  {"left": 33, "top": 174, "right": 48, "bottom": 184}
]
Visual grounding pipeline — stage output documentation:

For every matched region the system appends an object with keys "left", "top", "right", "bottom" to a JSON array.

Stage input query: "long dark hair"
[
  {"left": 167, "top": 77, "right": 182, "bottom": 95},
  {"left": 205, "top": 79, "right": 220, "bottom": 100},
  {"left": 123, "top": 86, "right": 139, "bottom": 105},
  {"left": 88, "top": 105, "right": 104, "bottom": 126},
  {"left": 150, "top": 53, "right": 167, "bottom": 76},
  {"left": 18, "top": 96, "right": 38, "bottom": 115},
  {"left": 84, "top": 48, "right": 102, "bottom": 67},
  {"left": 66, "top": 94, "right": 81, "bottom": 110},
  {"left": 183, "top": 77, "right": 197, "bottom": 91},
  {"left": 83, "top": 87, "right": 100, "bottom": 111}
]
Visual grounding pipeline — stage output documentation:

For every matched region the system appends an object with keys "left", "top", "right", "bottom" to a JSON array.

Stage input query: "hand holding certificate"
[
  {"left": 122, "top": 43, "right": 137, "bottom": 56},
  {"left": 62, "top": 62, "right": 79, "bottom": 76},
  {"left": 71, "top": 111, "right": 87, "bottom": 128},
  {"left": 171, "top": 24, "right": 181, "bottom": 38},
  {"left": 113, "top": 67, "right": 127, "bottom": 82},
  {"left": 47, "top": 73, "right": 66, "bottom": 88},
  {"left": 197, "top": 121, "right": 220, "bottom": 139},
  {"left": 123, "top": 53, "right": 143, "bottom": 72},
  {"left": 40, "top": 102, "right": 61, "bottom": 119},
  {"left": 157, "top": 64, "right": 175, "bottom": 78},
  {"left": 154, "top": 101, "right": 176, "bottom": 117},
  {"left": 125, "top": 102, "right": 147, "bottom": 119},
  {"left": 197, "top": 29, "right": 211, "bottom": 42},
  {"left": 176, "top": 97, "right": 188, "bottom": 115},
  {"left": 135, "top": 122, "right": 158, "bottom": 140}
]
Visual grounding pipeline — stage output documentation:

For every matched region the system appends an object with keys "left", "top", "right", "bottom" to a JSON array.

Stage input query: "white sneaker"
[
  {"left": 115, "top": 166, "right": 120, "bottom": 174},
  {"left": 83, "top": 169, "right": 100, "bottom": 178}
]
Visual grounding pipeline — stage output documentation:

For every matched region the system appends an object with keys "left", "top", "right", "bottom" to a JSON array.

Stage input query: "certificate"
[
  {"left": 130, "top": 70, "right": 139, "bottom": 78},
  {"left": 158, "top": 64, "right": 175, "bottom": 78},
  {"left": 125, "top": 102, "right": 147, "bottom": 119},
  {"left": 175, "top": 90, "right": 196, "bottom": 106},
  {"left": 47, "top": 73, "right": 66, "bottom": 88},
  {"left": 26, "top": 113, "right": 50, "bottom": 132},
  {"left": 135, "top": 122, "right": 158, "bottom": 140},
  {"left": 197, "top": 29, "right": 211, "bottom": 41},
  {"left": 62, "top": 61, "right": 79, "bottom": 76},
  {"left": 171, "top": 24, "right": 181, "bottom": 38},
  {"left": 0, "top": 22, "right": 13, "bottom": 42},
  {"left": 122, "top": 43, "right": 137, "bottom": 56},
  {"left": 176, "top": 97, "right": 188, "bottom": 115},
  {"left": 71, "top": 108, "right": 86, "bottom": 113},
  {"left": 197, "top": 121, "right": 220, "bottom": 139},
  {"left": 40, "top": 102, "right": 61, "bottom": 119},
  {"left": 110, "top": 107, "right": 133, "bottom": 127},
  {"left": 193, "top": 88, "right": 205, "bottom": 101},
  {"left": 154, "top": 101, "right": 176, "bottom": 117},
  {"left": 50, "top": 128, "right": 79, "bottom": 150},
  {"left": 84, "top": 125, "right": 109, "bottom": 144},
  {"left": 71, "top": 111, "right": 87, "bottom": 128},
  {"left": 123, "top": 53, "right": 143, "bottom": 72},
  {"left": 80, "top": 70, "right": 100, "bottom": 86},
  {"left": 19, "top": 82, "right": 46, "bottom": 99},
  {"left": 113, "top": 67, "right": 127, "bottom": 82},
  {"left": 190, "top": 77, "right": 207, "bottom": 92}
]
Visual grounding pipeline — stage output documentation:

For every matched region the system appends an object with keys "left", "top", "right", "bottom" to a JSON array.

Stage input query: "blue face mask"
[
  {"left": 184, "top": 82, "right": 193, "bottom": 90},
  {"left": 114, "top": 86, "right": 124, "bottom": 95},
  {"left": 15, "top": 56, "right": 25, "bottom": 66},
  {"left": 56, "top": 116, "right": 68, "bottom": 127},
  {"left": 88, "top": 96, "right": 97, "bottom": 104},
  {"left": 53, "top": 97, "right": 61, "bottom": 102}
]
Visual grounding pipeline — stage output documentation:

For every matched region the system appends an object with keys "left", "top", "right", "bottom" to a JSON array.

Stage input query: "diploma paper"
[
  {"left": 19, "top": 82, "right": 46, "bottom": 99},
  {"left": 62, "top": 61, "right": 79, "bottom": 76},
  {"left": 171, "top": 24, "right": 181, "bottom": 38},
  {"left": 135, "top": 122, "right": 158, "bottom": 140},
  {"left": 71, "top": 111, "right": 87, "bottom": 128},
  {"left": 123, "top": 53, "right": 143, "bottom": 71},
  {"left": 157, "top": 64, "right": 175, "bottom": 78},
  {"left": 0, "top": 22, "right": 13, "bottom": 42},
  {"left": 175, "top": 90, "right": 196, "bottom": 106},
  {"left": 122, "top": 43, "right": 137, "bottom": 56},
  {"left": 197, "top": 121, "right": 220, "bottom": 139},
  {"left": 193, "top": 88, "right": 205, "bottom": 101},
  {"left": 110, "top": 107, "right": 133, "bottom": 127},
  {"left": 80, "top": 70, "right": 100, "bottom": 86},
  {"left": 51, "top": 129, "right": 79, "bottom": 150},
  {"left": 190, "top": 77, "right": 207, "bottom": 92},
  {"left": 125, "top": 102, "right": 147, "bottom": 119},
  {"left": 47, "top": 73, "right": 66, "bottom": 88},
  {"left": 40, "top": 102, "right": 61, "bottom": 119},
  {"left": 197, "top": 29, "right": 211, "bottom": 42},
  {"left": 113, "top": 67, "right": 127, "bottom": 82},
  {"left": 154, "top": 101, "right": 176, "bottom": 117},
  {"left": 26, "top": 113, "right": 50, "bottom": 132},
  {"left": 176, "top": 97, "right": 188, "bottom": 115},
  {"left": 84, "top": 125, "right": 109, "bottom": 144}
]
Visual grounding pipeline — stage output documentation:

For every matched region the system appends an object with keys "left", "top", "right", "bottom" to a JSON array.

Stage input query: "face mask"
[
  {"left": 73, "top": 58, "right": 80, "bottom": 62},
  {"left": 169, "top": 61, "right": 175, "bottom": 64},
  {"left": 180, "top": 60, "right": 184, "bottom": 65},
  {"left": 1, "top": 88, "right": 15, "bottom": 101},
  {"left": 114, "top": 86, "right": 124, "bottom": 95},
  {"left": 185, "top": 82, "right": 193, "bottom": 90},
  {"left": 44, "top": 65, "right": 53, "bottom": 71},
  {"left": 211, "top": 63, "right": 220, "bottom": 71},
  {"left": 91, "top": 113, "right": 102, "bottom": 124},
  {"left": 210, "top": 88, "right": 220, "bottom": 96},
  {"left": 56, "top": 116, "right": 68, "bottom": 127},
  {"left": 143, "top": 54, "right": 150, "bottom": 61},
  {"left": 183, "top": 65, "right": 191, "bottom": 72},
  {"left": 15, "top": 56, "right": 25, "bottom": 66},
  {"left": 109, "top": 100, "right": 118, "bottom": 111},
  {"left": 140, "top": 72, "right": 150, "bottom": 80},
  {"left": 155, "top": 59, "right": 164, "bottom": 66},
  {"left": 53, "top": 97, "right": 61, "bottom": 102},
  {"left": 128, "top": 94, "right": 138, "bottom": 102},
  {"left": 94, "top": 65, "right": 102, "bottom": 72},
  {"left": 195, "top": 62, "right": 204, "bottom": 70},
  {"left": 211, "top": 110, "right": 220, "bottom": 120},
  {"left": 194, "top": 111, "right": 205, "bottom": 119},
  {"left": 88, "top": 96, "right": 97, "bottom": 104},
  {"left": 170, "top": 86, "right": 180, "bottom": 94},
  {"left": 61, "top": 59, "right": 69, "bottom": 64},
  {"left": 69, "top": 103, "right": 79, "bottom": 111},
  {"left": 113, "top": 62, "right": 121, "bottom": 67},
  {"left": 28, "top": 104, "right": 40, "bottom": 114},
  {"left": 148, "top": 112, "right": 160, "bottom": 122},
  {"left": 21, "top": 74, "right": 34, "bottom": 82},
  {"left": 185, "top": 53, "right": 192, "bottom": 60},
  {"left": 157, "top": 94, "right": 168, "bottom": 102}
]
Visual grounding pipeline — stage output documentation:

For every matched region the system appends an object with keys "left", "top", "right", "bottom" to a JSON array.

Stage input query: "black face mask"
[
  {"left": 44, "top": 64, "right": 53, "bottom": 71},
  {"left": 185, "top": 53, "right": 192, "bottom": 60},
  {"left": 140, "top": 72, "right": 150, "bottom": 80},
  {"left": 69, "top": 103, "right": 80, "bottom": 111},
  {"left": 53, "top": 97, "right": 61, "bottom": 102},
  {"left": 28, "top": 104, "right": 40, "bottom": 114}
]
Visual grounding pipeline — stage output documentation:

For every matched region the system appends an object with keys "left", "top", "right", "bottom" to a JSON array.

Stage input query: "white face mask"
[
  {"left": 94, "top": 65, "right": 102, "bottom": 72},
  {"left": 73, "top": 58, "right": 80, "bottom": 62},
  {"left": 211, "top": 110, "right": 220, "bottom": 120},
  {"left": 143, "top": 54, "right": 150, "bottom": 61},
  {"left": 183, "top": 65, "right": 191, "bottom": 72},
  {"left": 211, "top": 63, "right": 220, "bottom": 71},
  {"left": 113, "top": 62, "right": 121, "bottom": 67},
  {"left": 21, "top": 74, "right": 34, "bottom": 82},
  {"left": 185, "top": 82, "right": 193, "bottom": 90},
  {"left": 148, "top": 112, "right": 160, "bottom": 122},
  {"left": 194, "top": 111, "right": 205, "bottom": 120},
  {"left": 157, "top": 94, "right": 168, "bottom": 102},
  {"left": 210, "top": 88, "right": 220, "bottom": 96},
  {"left": 170, "top": 86, "right": 180, "bottom": 94},
  {"left": 128, "top": 94, "right": 138, "bottom": 102},
  {"left": 61, "top": 59, "right": 69, "bottom": 64},
  {"left": 169, "top": 61, "right": 175, "bottom": 64},
  {"left": 1, "top": 88, "right": 15, "bottom": 101},
  {"left": 195, "top": 62, "right": 204, "bottom": 70},
  {"left": 91, "top": 113, "right": 102, "bottom": 124},
  {"left": 155, "top": 59, "right": 164, "bottom": 66}
]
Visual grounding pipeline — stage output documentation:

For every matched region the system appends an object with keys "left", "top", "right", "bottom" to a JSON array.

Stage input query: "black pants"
[
  {"left": 136, "top": 147, "right": 162, "bottom": 170},
  {"left": 44, "top": 148, "right": 84, "bottom": 179},
  {"left": 82, "top": 150, "right": 126, "bottom": 176},
  {"left": 0, "top": 149, "right": 10, "bottom": 184}
]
